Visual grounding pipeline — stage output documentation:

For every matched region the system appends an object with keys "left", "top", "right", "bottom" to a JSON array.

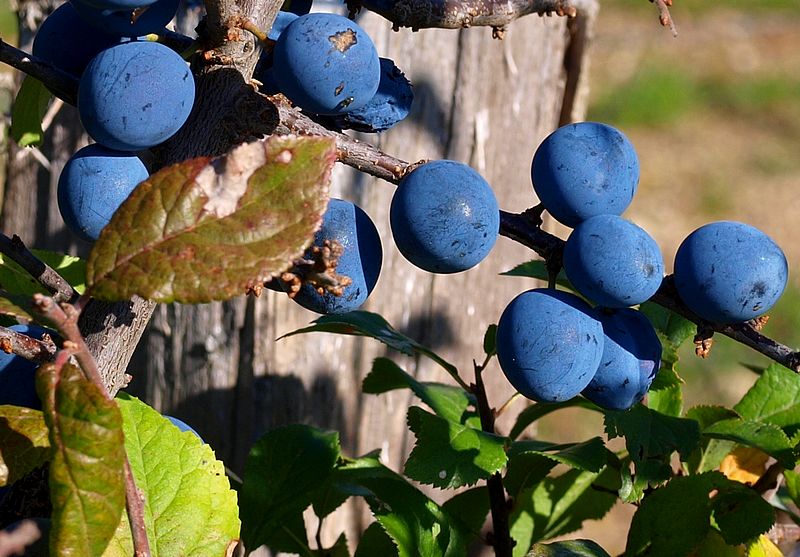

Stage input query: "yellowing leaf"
[
  {"left": 746, "top": 535, "right": 782, "bottom": 557},
  {"left": 719, "top": 447, "right": 769, "bottom": 485}
]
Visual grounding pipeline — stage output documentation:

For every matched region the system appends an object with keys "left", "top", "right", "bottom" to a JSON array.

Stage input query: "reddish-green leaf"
[
  {"left": 36, "top": 363, "right": 125, "bottom": 557},
  {"left": 87, "top": 136, "right": 336, "bottom": 303},
  {"left": 0, "top": 405, "right": 50, "bottom": 486}
]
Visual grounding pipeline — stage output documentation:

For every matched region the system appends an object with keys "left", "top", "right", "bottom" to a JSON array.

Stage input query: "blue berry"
[
  {"left": 71, "top": 0, "right": 159, "bottom": 12},
  {"left": 292, "top": 199, "right": 382, "bottom": 314},
  {"left": 70, "top": 0, "right": 180, "bottom": 38},
  {"left": 390, "top": 160, "right": 499, "bottom": 274},
  {"left": 673, "top": 221, "right": 788, "bottom": 323},
  {"left": 284, "top": 0, "right": 312, "bottom": 15},
  {"left": 582, "top": 308, "right": 661, "bottom": 411},
  {"left": 496, "top": 289, "right": 603, "bottom": 403},
  {"left": 57, "top": 144, "right": 149, "bottom": 242},
  {"left": 531, "top": 122, "right": 639, "bottom": 227},
  {"left": 272, "top": 13, "right": 381, "bottom": 115},
  {"left": 333, "top": 58, "right": 413, "bottom": 133},
  {"left": 32, "top": 3, "right": 121, "bottom": 81},
  {"left": 0, "top": 324, "right": 56, "bottom": 409},
  {"left": 563, "top": 214, "right": 664, "bottom": 308},
  {"left": 79, "top": 41, "right": 195, "bottom": 151},
  {"left": 166, "top": 416, "right": 204, "bottom": 442},
  {"left": 269, "top": 10, "right": 298, "bottom": 40}
]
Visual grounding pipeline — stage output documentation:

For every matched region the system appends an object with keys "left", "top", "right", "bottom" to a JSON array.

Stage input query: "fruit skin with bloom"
[
  {"left": 272, "top": 13, "right": 381, "bottom": 115},
  {"left": 673, "top": 220, "right": 788, "bottom": 324},
  {"left": 562, "top": 214, "right": 664, "bottom": 308},
  {"left": 57, "top": 144, "right": 149, "bottom": 242},
  {"left": 496, "top": 288, "right": 603, "bottom": 403},
  {"left": 78, "top": 40, "right": 195, "bottom": 151},
  {"left": 582, "top": 308, "right": 662, "bottom": 411},
  {"left": 69, "top": 0, "right": 180, "bottom": 37},
  {"left": 291, "top": 199, "right": 383, "bottom": 315},
  {"left": 531, "top": 121, "right": 639, "bottom": 228},
  {"left": 390, "top": 160, "right": 499, "bottom": 274}
]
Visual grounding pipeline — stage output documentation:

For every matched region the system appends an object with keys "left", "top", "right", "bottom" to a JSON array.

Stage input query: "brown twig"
[
  {"left": 352, "top": 0, "right": 592, "bottom": 31},
  {"left": 0, "top": 40, "right": 78, "bottom": 105},
  {"left": 0, "top": 326, "right": 57, "bottom": 363},
  {"left": 0, "top": 233, "right": 79, "bottom": 304},
  {"left": 652, "top": 0, "right": 677, "bottom": 37}
]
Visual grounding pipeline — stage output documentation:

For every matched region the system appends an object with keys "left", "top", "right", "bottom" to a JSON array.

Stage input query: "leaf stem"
[
  {"left": 124, "top": 459, "right": 152, "bottom": 557},
  {"left": 473, "top": 361, "right": 513, "bottom": 557}
]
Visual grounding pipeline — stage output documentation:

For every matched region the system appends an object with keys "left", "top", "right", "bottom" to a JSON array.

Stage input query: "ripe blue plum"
[
  {"left": 0, "top": 324, "right": 56, "bottom": 409},
  {"left": 166, "top": 416, "right": 203, "bottom": 442},
  {"left": 292, "top": 199, "right": 382, "bottom": 314},
  {"left": 496, "top": 288, "right": 603, "bottom": 403},
  {"left": 71, "top": 0, "right": 159, "bottom": 11},
  {"left": 269, "top": 10, "right": 298, "bottom": 40},
  {"left": 563, "top": 214, "right": 664, "bottom": 308},
  {"left": 673, "top": 221, "right": 788, "bottom": 323},
  {"left": 390, "top": 160, "right": 499, "bottom": 274},
  {"left": 531, "top": 122, "right": 639, "bottom": 227},
  {"left": 582, "top": 308, "right": 662, "bottom": 411},
  {"left": 333, "top": 58, "right": 414, "bottom": 133},
  {"left": 32, "top": 3, "right": 121, "bottom": 81},
  {"left": 57, "top": 144, "right": 149, "bottom": 241},
  {"left": 79, "top": 41, "right": 195, "bottom": 151},
  {"left": 272, "top": 13, "right": 381, "bottom": 115},
  {"left": 70, "top": 0, "right": 180, "bottom": 37}
]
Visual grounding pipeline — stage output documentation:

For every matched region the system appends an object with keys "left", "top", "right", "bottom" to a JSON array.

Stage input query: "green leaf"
[
  {"left": 36, "top": 363, "right": 125, "bottom": 557},
  {"left": 510, "top": 399, "right": 600, "bottom": 440},
  {"left": 504, "top": 453, "right": 558, "bottom": 499},
  {"left": 509, "top": 437, "right": 611, "bottom": 473},
  {"left": 354, "top": 522, "right": 399, "bottom": 557},
  {"left": 685, "top": 406, "right": 740, "bottom": 473},
  {"left": 639, "top": 302, "right": 693, "bottom": 387},
  {"left": 646, "top": 384, "right": 682, "bottom": 416},
  {"left": 734, "top": 363, "right": 800, "bottom": 433},
  {"left": 0, "top": 250, "right": 86, "bottom": 320},
  {"left": 605, "top": 404, "right": 701, "bottom": 463},
  {"left": 691, "top": 530, "right": 743, "bottom": 557},
  {"left": 283, "top": 311, "right": 462, "bottom": 386},
  {"left": 334, "top": 454, "right": 471, "bottom": 557},
  {"left": 625, "top": 472, "right": 774, "bottom": 557},
  {"left": 483, "top": 324, "right": 497, "bottom": 356},
  {"left": 10, "top": 76, "right": 51, "bottom": 148},
  {"left": 527, "top": 539, "right": 611, "bottom": 557},
  {"left": 313, "top": 533, "right": 350, "bottom": 557},
  {"left": 240, "top": 424, "right": 340, "bottom": 551},
  {"left": 703, "top": 418, "right": 795, "bottom": 468},
  {"left": 500, "top": 261, "right": 571, "bottom": 288},
  {"left": 404, "top": 406, "right": 507, "bottom": 489},
  {"left": 112, "top": 394, "right": 240, "bottom": 556},
  {"left": 87, "top": 136, "right": 336, "bottom": 303},
  {"left": 441, "top": 486, "right": 490, "bottom": 537},
  {"left": 0, "top": 406, "right": 50, "bottom": 487},
  {"left": 711, "top": 480, "right": 775, "bottom": 545},
  {"left": 363, "top": 358, "right": 476, "bottom": 424},
  {"left": 625, "top": 472, "right": 718, "bottom": 557},
  {"left": 510, "top": 467, "right": 617, "bottom": 556},
  {"left": 784, "top": 469, "right": 800, "bottom": 508}
]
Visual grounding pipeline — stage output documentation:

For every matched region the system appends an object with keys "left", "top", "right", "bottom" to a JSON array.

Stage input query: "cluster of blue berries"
[
  {"left": 255, "top": 11, "right": 413, "bottom": 133},
  {"left": 497, "top": 121, "right": 788, "bottom": 410},
  {"left": 34, "top": 0, "right": 194, "bottom": 242}
]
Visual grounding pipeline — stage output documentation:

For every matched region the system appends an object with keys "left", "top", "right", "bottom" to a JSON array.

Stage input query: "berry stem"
[{"left": 473, "top": 362, "right": 513, "bottom": 557}]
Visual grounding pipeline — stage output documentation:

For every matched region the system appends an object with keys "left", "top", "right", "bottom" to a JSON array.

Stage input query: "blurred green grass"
[{"left": 0, "top": 0, "right": 16, "bottom": 46}]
